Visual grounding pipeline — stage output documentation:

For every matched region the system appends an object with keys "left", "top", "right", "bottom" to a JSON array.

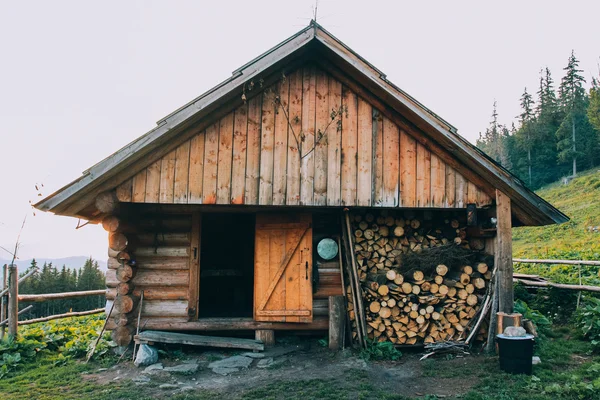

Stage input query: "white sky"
[{"left": 1, "top": 0, "right": 598, "bottom": 262}]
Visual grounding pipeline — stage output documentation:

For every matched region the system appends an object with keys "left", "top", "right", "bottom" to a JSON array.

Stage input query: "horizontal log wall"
[
  {"left": 106, "top": 214, "right": 192, "bottom": 325},
  {"left": 116, "top": 66, "right": 492, "bottom": 209}
]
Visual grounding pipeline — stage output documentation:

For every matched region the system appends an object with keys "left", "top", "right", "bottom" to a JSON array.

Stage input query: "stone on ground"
[
  {"left": 142, "top": 363, "right": 164, "bottom": 374},
  {"left": 212, "top": 366, "right": 240, "bottom": 376},
  {"left": 257, "top": 357, "right": 274, "bottom": 368},
  {"left": 208, "top": 355, "right": 253, "bottom": 370},
  {"left": 164, "top": 363, "right": 200, "bottom": 373}
]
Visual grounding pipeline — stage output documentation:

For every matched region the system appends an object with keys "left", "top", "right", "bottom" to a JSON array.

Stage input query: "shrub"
[
  {"left": 514, "top": 299, "right": 552, "bottom": 339},
  {"left": 0, "top": 314, "right": 112, "bottom": 378},
  {"left": 514, "top": 283, "right": 578, "bottom": 324},
  {"left": 359, "top": 339, "right": 402, "bottom": 361},
  {"left": 576, "top": 296, "right": 600, "bottom": 351}
]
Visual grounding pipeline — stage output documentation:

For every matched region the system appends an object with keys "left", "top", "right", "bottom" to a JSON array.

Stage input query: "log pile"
[
  {"left": 345, "top": 210, "right": 493, "bottom": 345},
  {"left": 100, "top": 195, "right": 138, "bottom": 348}
]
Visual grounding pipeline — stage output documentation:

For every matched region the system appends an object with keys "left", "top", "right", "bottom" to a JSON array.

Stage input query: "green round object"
[{"left": 317, "top": 238, "right": 338, "bottom": 260}]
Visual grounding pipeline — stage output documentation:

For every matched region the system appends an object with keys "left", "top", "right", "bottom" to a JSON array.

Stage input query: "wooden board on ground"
[{"left": 135, "top": 330, "right": 264, "bottom": 351}]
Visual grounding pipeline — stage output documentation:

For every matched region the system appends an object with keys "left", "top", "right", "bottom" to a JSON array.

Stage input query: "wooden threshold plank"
[{"left": 135, "top": 330, "right": 264, "bottom": 351}]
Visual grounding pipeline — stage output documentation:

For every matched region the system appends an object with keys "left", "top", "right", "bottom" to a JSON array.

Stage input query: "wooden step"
[{"left": 134, "top": 330, "right": 264, "bottom": 351}]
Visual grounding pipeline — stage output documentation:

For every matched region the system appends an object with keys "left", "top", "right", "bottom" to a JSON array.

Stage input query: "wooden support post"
[
  {"left": 0, "top": 264, "right": 7, "bottom": 340},
  {"left": 495, "top": 190, "right": 513, "bottom": 314},
  {"left": 8, "top": 265, "right": 18, "bottom": 339},
  {"left": 255, "top": 329, "right": 275, "bottom": 347},
  {"left": 328, "top": 295, "right": 345, "bottom": 350}
]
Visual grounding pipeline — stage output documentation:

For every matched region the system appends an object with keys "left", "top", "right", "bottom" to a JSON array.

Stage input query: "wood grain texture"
[
  {"left": 254, "top": 214, "right": 312, "bottom": 323},
  {"left": 259, "top": 89, "right": 275, "bottom": 205},
  {"left": 132, "top": 169, "right": 147, "bottom": 203},
  {"left": 231, "top": 104, "right": 248, "bottom": 205},
  {"left": 340, "top": 86, "right": 358, "bottom": 206},
  {"left": 188, "top": 133, "right": 205, "bottom": 203},
  {"left": 300, "top": 66, "right": 316, "bottom": 206},
  {"left": 108, "top": 66, "right": 497, "bottom": 210},
  {"left": 356, "top": 98, "right": 373, "bottom": 206},
  {"left": 202, "top": 122, "right": 219, "bottom": 204},
  {"left": 174, "top": 140, "right": 190, "bottom": 204},
  {"left": 245, "top": 96, "right": 261, "bottom": 204},
  {"left": 286, "top": 70, "right": 302, "bottom": 205},
  {"left": 430, "top": 153, "right": 445, "bottom": 207},
  {"left": 372, "top": 110, "right": 384, "bottom": 206},
  {"left": 466, "top": 181, "right": 478, "bottom": 205},
  {"left": 415, "top": 143, "right": 431, "bottom": 207},
  {"left": 445, "top": 165, "right": 456, "bottom": 207},
  {"left": 382, "top": 116, "right": 400, "bottom": 207},
  {"left": 326, "top": 78, "right": 343, "bottom": 206},
  {"left": 217, "top": 113, "right": 234, "bottom": 204},
  {"left": 116, "top": 178, "right": 132, "bottom": 202},
  {"left": 496, "top": 190, "right": 513, "bottom": 313},
  {"left": 455, "top": 171, "right": 467, "bottom": 208},
  {"left": 313, "top": 69, "right": 329, "bottom": 205},
  {"left": 273, "top": 79, "right": 290, "bottom": 205},
  {"left": 400, "top": 131, "right": 416, "bottom": 207}
]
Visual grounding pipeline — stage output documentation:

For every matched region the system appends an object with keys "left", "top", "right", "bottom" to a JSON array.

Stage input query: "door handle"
[
  {"left": 305, "top": 261, "right": 309, "bottom": 280},
  {"left": 193, "top": 247, "right": 198, "bottom": 260}
]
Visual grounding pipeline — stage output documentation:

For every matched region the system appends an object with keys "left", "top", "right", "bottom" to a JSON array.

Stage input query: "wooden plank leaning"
[{"left": 342, "top": 210, "right": 368, "bottom": 348}]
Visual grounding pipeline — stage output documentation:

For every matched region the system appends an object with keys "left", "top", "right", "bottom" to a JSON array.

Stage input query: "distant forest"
[
  {"left": 476, "top": 51, "right": 600, "bottom": 189},
  {"left": 17, "top": 258, "right": 105, "bottom": 319}
]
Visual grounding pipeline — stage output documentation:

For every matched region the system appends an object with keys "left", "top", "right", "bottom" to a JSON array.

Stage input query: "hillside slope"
[{"left": 513, "top": 168, "right": 600, "bottom": 260}]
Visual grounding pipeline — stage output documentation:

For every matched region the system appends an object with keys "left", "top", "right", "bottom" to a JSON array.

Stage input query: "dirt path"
[{"left": 84, "top": 340, "right": 484, "bottom": 398}]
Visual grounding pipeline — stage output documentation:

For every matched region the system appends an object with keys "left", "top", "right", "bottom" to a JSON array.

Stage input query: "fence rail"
[
  {"left": 1, "top": 264, "right": 105, "bottom": 339},
  {"left": 513, "top": 258, "right": 600, "bottom": 308},
  {"left": 513, "top": 258, "right": 600, "bottom": 266}
]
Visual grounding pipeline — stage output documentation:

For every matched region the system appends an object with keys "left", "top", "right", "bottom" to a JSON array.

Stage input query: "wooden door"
[{"left": 254, "top": 213, "right": 313, "bottom": 323}]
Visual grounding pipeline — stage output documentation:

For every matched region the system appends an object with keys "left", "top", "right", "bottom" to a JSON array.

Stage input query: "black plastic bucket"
[{"left": 497, "top": 334, "right": 535, "bottom": 375}]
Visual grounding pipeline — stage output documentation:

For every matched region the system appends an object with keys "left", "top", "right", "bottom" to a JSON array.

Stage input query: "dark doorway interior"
[{"left": 198, "top": 213, "right": 255, "bottom": 318}]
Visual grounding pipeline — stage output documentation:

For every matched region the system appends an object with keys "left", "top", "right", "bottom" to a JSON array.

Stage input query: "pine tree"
[
  {"left": 517, "top": 88, "right": 535, "bottom": 185},
  {"left": 589, "top": 68, "right": 600, "bottom": 134},
  {"left": 557, "top": 51, "right": 595, "bottom": 175}
]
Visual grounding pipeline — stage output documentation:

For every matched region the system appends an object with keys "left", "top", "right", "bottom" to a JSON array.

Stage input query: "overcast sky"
[{"left": 1, "top": 0, "right": 598, "bottom": 263}]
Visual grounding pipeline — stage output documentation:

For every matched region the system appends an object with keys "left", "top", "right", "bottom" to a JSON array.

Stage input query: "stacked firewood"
[{"left": 346, "top": 210, "right": 492, "bottom": 345}]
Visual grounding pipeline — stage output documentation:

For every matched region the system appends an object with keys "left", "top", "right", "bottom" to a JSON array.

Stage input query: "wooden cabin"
[{"left": 35, "top": 22, "right": 567, "bottom": 349}]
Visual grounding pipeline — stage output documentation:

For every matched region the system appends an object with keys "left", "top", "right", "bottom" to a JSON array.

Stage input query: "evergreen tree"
[
  {"left": 516, "top": 88, "right": 535, "bottom": 185},
  {"left": 556, "top": 51, "right": 595, "bottom": 175},
  {"left": 589, "top": 69, "right": 600, "bottom": 134}
]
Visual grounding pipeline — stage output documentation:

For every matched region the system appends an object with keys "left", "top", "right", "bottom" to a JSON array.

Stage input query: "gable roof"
[{"left": 34, "top": 21, "right": 568, "bottom": 226}]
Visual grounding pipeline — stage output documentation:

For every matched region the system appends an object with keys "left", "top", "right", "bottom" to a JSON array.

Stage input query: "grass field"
[
  {"left": 1, "top": 326, "right": 599, "bottom": 399},
  {"left": 513, "top": 168, "right": 600, "bottom": 285}
]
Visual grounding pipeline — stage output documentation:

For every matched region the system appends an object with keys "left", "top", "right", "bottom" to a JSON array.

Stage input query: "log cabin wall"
[
  {"left": 115, "top": 65, "right": 492, "bottom": 210},
  {"left": 106, "top": 213, "right": 195, "bottom": 329}
]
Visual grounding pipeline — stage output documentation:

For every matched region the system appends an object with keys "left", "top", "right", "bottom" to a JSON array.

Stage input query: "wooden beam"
[
  {"left": 18, "top": 289, "right": 106, "bottom": 302},
  {"left": 142, "top": 316, "right": 329, "bottom": 331},
  {"left": 136, "top": 330, "right": 264, "bottom": 351},
  {"left": 8, "top": 265, "right": 18, "bottom": 339},
  {"left": 255, "top": 330, "right": 275, "bottom": 347},
  {"left": 0, "top": 264, "right": 6, "bottom": 340},
  {"left": 328, "top": 295, "right": 345, "bottom": 350},
  {"left": 496, "top": 190, "right": 513, "bottom": 313}
]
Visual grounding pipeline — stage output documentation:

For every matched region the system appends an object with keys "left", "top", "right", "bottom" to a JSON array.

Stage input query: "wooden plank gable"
[{"left": 116, "top": 65, "right": 492, "bottom": 209}]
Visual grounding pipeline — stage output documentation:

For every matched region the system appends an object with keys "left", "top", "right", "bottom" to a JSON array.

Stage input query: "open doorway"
[{"left": 198, "top": 213, "right": 255, "bottom": 318}]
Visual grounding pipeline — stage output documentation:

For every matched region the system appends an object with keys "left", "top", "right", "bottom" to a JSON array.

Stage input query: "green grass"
[{"left": 513, "top": 168, "right": 600, "bottom": 284}]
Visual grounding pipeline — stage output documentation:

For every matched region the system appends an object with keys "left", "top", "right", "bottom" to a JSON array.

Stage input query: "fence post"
[
  {"left": 8, "top": 265, "right": 18, "bottom": 340},
  {"left": 577, "top": 263, "right": 582, "bottom": 309},
  {"left": 0, "top": 264, "right": 7, "bottom": 340}
]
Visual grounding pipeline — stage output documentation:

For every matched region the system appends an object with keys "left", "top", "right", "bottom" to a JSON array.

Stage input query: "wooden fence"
[
  {"left": 0, "top": 264, "right": 105, "bottom": 340},
  {"left": 513, "top": 258, "right": 600, "bottom": 307}
]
